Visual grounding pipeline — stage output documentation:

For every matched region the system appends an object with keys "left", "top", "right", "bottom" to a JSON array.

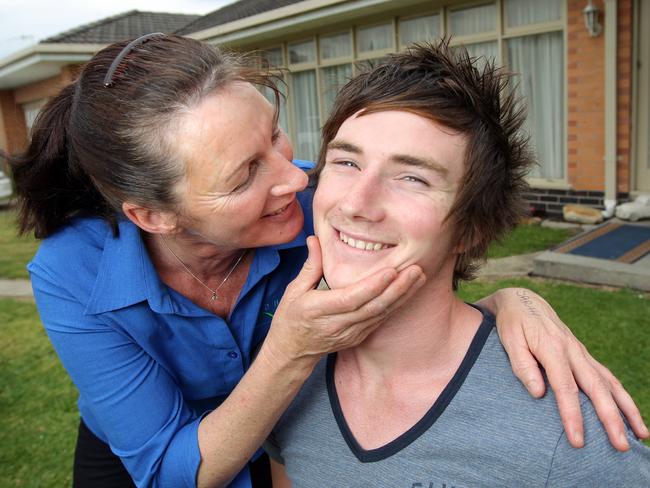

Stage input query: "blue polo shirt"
[{"left": 28, "top": 170, "right": 314, "bottom": 487}]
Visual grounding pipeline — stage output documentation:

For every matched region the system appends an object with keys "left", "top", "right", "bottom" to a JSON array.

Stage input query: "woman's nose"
[{"left": 270, "top": 159, "right": 309, "bottom": 197}]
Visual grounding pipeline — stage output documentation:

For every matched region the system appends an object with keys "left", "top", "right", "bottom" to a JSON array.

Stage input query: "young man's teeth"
[{"left": 339, "top": 232, "right": 388, "bottom": 251}]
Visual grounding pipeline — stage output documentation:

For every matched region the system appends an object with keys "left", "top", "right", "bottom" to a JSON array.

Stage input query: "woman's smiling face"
[
  {"left": 313, "top": 110, "right": 468, "bottom": 289},
  {"left": 172, "top": 81, "right": 309, "bottom": 250}
]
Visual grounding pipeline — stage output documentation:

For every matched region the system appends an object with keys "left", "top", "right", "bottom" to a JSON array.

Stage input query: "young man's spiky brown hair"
[{"left": 313, "top": 39, "right": 535, "bottom": 289}]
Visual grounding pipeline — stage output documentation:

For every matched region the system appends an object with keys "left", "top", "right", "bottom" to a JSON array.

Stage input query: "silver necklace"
[{"left": 160, "top": 235, "right": 246, "bottom": 301}]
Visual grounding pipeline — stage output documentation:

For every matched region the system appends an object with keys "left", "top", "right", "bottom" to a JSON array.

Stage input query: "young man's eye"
[
  {"left": 401, "top": 175, "right": 429, "bottom": 186},
  {"left": 333, "top": 160, "right": 359, "bottom": 169}
]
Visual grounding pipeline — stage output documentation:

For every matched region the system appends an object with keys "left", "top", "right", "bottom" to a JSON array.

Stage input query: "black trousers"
[{"left": 73, "top": 420, "right": 271, "bottom": 487}]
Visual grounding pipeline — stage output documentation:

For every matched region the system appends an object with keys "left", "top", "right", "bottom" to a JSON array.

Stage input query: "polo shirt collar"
[{"left": 84, "top": 220, "right": 308, "bottom": 316}]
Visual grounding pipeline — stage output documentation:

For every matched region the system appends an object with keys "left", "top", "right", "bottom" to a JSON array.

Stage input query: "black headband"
[{"left": 103, "top": 32, "right": 165, "bottom": 87}]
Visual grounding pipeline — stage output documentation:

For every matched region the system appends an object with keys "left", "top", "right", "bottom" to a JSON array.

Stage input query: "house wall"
[{"left": 0, "top": 64, "right": 82, "bottom": 166}]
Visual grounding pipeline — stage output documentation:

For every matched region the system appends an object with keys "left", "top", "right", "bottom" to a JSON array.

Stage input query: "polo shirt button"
[{"left": 227, "top": 351, "right": 239, "bottom": 359}]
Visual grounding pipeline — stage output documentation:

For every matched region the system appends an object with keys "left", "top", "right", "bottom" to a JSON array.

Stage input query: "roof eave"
[{"left": 0, "top": 43, "right": 105, "bottom": 90}]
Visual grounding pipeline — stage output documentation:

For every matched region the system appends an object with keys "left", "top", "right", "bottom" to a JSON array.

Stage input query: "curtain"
[
  {"left": 508, "top": 31, "right": 564, "bottom": 179},
  {"left": 461, "top": 41, "right": 499, "bottom": 70},
  {"left": 399, "top": 14, "right": 441, "bottom": 46},
  {"left": 290, "top": 70, "right": 320, "bottom": 161},
  {"left": 357, "top": 23, "right": 392, "bottom": 53},
  {"left": 449, "top": 4, "right": 496, "bottom": 36},
  {"left": 506, "top": 0, "right": 562, "bottom": 27},
  {"left": 320, "top": 32, "right": 351, "bottom": 60},
  {"left": 262, "top": 81, "right": 289, "bottom": 134},
  {"left": 320, "top": 64, "right": 352, "bottom": 116},
  {"left": 289, "top": 40, "right": 315, "bottom": 64}
]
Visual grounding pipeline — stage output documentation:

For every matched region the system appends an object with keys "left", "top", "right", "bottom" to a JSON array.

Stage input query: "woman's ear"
[{"left": 121, "top": 202, "right": 177, "bottom": 234}]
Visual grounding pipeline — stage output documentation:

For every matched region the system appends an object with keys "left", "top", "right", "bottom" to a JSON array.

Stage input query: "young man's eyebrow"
[
  {"left": 327, "top": 139, "right": 363, "bottom": 154},
  {"left": 391, "top": 154, "right": 449, "bottom": 177}
]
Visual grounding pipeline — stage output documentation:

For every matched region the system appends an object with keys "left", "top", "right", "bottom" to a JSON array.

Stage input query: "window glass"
[
  {"left": 357, "top": 23, "right": 393, "bottom": 54},
  {"left": 508, "top": 31, "right": 564, "bottom": 179},
  {"left": 399, "top": 14, "right": 441, "bottom": 46},
  {"left": 506, "top": 0, "right": 562, "bottom": 27},
  {"left": 457, "top": 40, "right": 499, "bottom": 70},
  {"left": 320, "top": 64, "right": 352, "bottom": 116},
  {"left": 289, "top": 39, "right": 316, "bottom": 64},
  {"left": 290, "top": 70, "right": 320, "bottom": 161},
  {"left": 261, "top": 81, "right": 289, "bottom": 134},
  {"left": 448, "top": 3, "right": 497, "bottom": 36},
  {"left": 263, "top": 47, "right": 284, "bottom": 68},
  {"left": 320, "top": 32, "right": 352, "bottom": 61}
]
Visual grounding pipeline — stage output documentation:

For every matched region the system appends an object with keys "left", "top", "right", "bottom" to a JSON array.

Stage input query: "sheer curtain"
[
  {"left": 321, "top": 32, "right": 351, "bottom": 60},
  {"left": 291, "top": 71, "right": 320, "bottom": 161},
  {"left": 461, "top": 41, "right": 499, "bottom": 70},
  {"left": 508, "top": 31, "right": 564, "bottom": 179},
  {"left": 399, "top": 14, "right": 440, "bottom": 46},
  {"left": 448, "top": 4, "right": 496, "bottom": 35},
  {"left": 506, "top": 0, "right": 562, "bottom": 27},
  {"left": 357, "top": 23, "right": 392, "bottom": 54},
  {"left": 321, "top": 64, "right": 352, "bottom": 116}
]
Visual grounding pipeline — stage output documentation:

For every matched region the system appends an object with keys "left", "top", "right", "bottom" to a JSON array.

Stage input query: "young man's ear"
[{"left": 122, "top": 202, "right": 177, "bottom": 234}]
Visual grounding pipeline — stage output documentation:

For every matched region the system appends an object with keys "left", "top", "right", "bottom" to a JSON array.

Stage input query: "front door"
[{"left": 635, "top": 0, "right": 650, "bottom": 191}]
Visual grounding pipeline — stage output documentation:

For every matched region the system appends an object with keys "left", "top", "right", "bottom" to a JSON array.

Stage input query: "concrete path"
[{"left": 0, "top": 279, "right": 33, "bottom": 298}]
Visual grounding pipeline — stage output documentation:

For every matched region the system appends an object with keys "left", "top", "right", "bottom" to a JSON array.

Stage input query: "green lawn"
[
  {"left": 0, "top": 299, "right": 77, "bottom": 487},
  {"left": 487, "top": 224, "right": 577, "bottom": 259},
  {"left": 0, "top": 209, "right": 39, "bottom": 279}
]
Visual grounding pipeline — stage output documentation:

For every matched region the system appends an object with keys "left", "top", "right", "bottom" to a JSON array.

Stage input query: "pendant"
[{"left": 211, "top": 292, "right": 217, "bottom": 301}]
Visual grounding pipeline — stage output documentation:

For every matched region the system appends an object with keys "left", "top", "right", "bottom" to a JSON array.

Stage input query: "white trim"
[{"left": 604, "top": 0, "right": 617, "bottom": 200}]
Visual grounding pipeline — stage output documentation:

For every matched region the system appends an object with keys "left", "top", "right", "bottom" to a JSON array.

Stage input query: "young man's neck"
[{"left": 338, "top": 272, "right": 483, "bottom": 382}]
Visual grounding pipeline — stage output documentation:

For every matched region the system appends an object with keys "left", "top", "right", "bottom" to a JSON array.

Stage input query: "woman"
[{"left": 9, "top": 35, "right": 646, "bottom": 488}]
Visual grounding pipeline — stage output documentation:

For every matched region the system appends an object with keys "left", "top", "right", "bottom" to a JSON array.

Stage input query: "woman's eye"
[
  {"left": 272, "top": 129, "right": 281, "bottom": 144},
  {"left": 232, "top": 161, "right": 259, "bottom": 193}
]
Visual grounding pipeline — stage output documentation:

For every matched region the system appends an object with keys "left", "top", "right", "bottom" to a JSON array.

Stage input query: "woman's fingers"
[
  {"left": 538, "top": 349, "right": 585, "bottom": 448},
  {"left": 589, "top": 360, "right": 649, "bottom": 440},
  {"left": 286, "top": 236, "right": 325, "bottom": 294},
  {"left": 497, "top": 322, "right": 546, "bottom": 398}
]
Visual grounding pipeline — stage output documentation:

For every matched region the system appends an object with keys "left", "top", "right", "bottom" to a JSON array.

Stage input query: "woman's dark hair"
[
  {"left": 9, "top": 35, "right": 279, "bottom": 238},
  {"left": 314, "top": 40, "right": 534, "bottom": 289}
]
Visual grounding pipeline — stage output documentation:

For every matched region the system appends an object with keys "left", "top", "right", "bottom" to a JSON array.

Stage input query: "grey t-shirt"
[{"left": 266, "top": 313, "right": 650, "bottom": 487}]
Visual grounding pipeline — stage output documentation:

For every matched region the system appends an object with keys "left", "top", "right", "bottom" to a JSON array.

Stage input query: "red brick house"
[{"left": 1, "top": 0, "right": 648, "bottom": 215}]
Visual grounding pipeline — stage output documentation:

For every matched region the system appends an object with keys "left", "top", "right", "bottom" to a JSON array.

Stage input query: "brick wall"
[
  {"left": 566, "top": 0, "right": 606, "bottom": 191},
  {"left": 0, "top": 65, "right": 81, "bottom": 159}
]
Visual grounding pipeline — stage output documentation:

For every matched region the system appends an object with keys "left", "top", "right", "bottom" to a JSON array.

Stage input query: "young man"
[{"left": 265, "top": 42, "right": 650, "bottom": 486}]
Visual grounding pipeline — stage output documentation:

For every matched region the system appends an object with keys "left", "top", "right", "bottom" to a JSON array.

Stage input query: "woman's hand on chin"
[{"left": 262, "top": 236, "right": 425, "bottom": 368}]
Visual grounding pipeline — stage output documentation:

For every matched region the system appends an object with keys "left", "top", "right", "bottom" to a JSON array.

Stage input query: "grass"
[
  {"left": 0, "top": 210, "right": 39, "bottom": 279},
  {"left": 487, "top": 224, "right": 577, "bottom": 259},
  {"left": 0, "top": 298, "right": 78, "bottom": 487}
]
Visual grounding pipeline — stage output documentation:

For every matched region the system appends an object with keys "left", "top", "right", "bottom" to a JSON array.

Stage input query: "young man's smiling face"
[{"left": 313, "top": 109, "right": 468, "bottom": 290}]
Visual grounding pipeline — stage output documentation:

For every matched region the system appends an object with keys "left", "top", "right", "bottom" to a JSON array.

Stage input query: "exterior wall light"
[{"left": 583, "top": 0, "right": 603, "bottom": 37}]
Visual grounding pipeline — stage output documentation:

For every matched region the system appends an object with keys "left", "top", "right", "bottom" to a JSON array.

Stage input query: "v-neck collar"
[{"left": 326, "top": 309, "right": 495, "bottom": 463}]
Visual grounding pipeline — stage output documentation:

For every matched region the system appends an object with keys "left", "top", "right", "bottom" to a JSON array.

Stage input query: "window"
[
  {"left": 253, "top": 2, "right": 565, "bottom": 178},
  {"left": 399, "top": 14, "right": 441, "bottom": 47}
]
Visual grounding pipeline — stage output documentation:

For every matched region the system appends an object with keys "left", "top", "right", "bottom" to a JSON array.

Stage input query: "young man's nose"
[{"left": 338, "top": 174, "right": 385, "bottom": 222}]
